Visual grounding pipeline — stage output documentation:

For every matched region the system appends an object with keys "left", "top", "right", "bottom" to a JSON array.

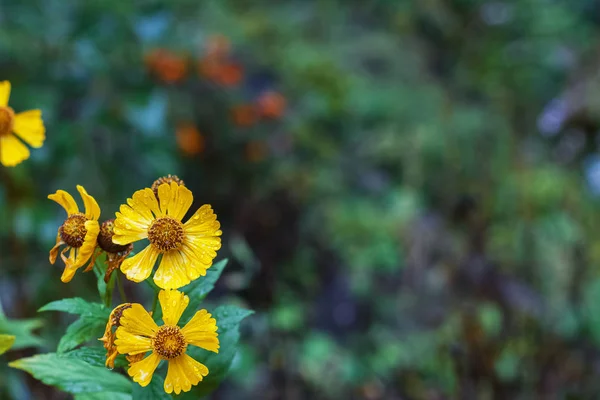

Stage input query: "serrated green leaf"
[
  {"left": 39, "top": 298, "right": 107, "bottom": 317},
  {"left": 75, "top": 393, "right": 132, "bottom": 400},
  {"left": 184, "top": 305, "right": 253, "bottom": 397},
  {"left": 9, "top": 353, "right": 132, "bottom": 395},
  {"left": 58, "top": 317, "right": 107, "bottom": 353},
  {"left": 0, "top": 334, "right": 15, "bottom": 355},
  {"left": 133, "top": 374, "right": 170, "bottom": 399},
  {"left": 64, "top": 347, "right": 128, "bottom": 369}
]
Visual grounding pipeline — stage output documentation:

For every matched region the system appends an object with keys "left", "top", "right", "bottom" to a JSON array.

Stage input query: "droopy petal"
[
  {"left": 118, "top": 304, "right": 159, "bottom": 338},
  {"left": 48, "top": 189, "right": 79, "bottom": 216},
  {"left": 183, "top": 204, "right": 222, "bottom": 237},
  {"left": 159, "top": 289, "right": 189, "bottom": 326},
  {"left": 164, "top": 353, "right": 209, "bottom": 395},
  {"left": 0, "top": 134, "right": 29, "bottom": 167},
  {"left": 157, "top": 182, "right": 193, "bottom": 221},
  {"left": 60, "top": 248, "right": 77, "bottom": 282},
  {"left": 113, "top": 188, "right": 160, "bottom": 245},
  {"left": 120, "top": 245, "right": 159, "bottom": 283},
  {"left": 0, "top": 81, "right": 10, "bottom": 107},
  {"left": 181, "top": 310, "right": 220, "bottom": 353},
  {"left": 115, "top": 328, "right": 153, "bottom": 355},
  {"left": 49, "top": 233, "right": 63, "bottom": 264},
  {"left": 13, "top": 109, "right": 45, "bottom": 148},
  {"left": 127, "top": 352, "right": 161, "bottom": 387},
  {"left": 77, "top": 185, "right": 100, "bottom": 220},
  {"left": 153, "top": 250, "right": 189, "bottom": 290},
  {"left": 72, "top": 220, "right": 99, "bottom": 269}
]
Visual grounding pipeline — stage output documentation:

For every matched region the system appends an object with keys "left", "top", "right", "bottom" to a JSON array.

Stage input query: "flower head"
[
  {"left": 96, "top": 219, "right": 134, "bottom": 283},
  {"left": 0, "top": 81, "right": 45, "bottom": 167},
  {"left": 48, "top": 186, "right": 100, "bottom": 282},
  {"left": 100, "top": 303, "right": 132, "bottom": 369},
  {"left": 113, "top": 180, "right": 222, "bottom": 289},
  {"left": 114, "top": 289, "right": 219, "bottom": 394}
]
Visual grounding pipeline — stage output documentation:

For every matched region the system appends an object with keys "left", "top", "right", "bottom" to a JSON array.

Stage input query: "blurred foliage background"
[{"left": 2, "top": 0, "right": 600, "bottom": 399}]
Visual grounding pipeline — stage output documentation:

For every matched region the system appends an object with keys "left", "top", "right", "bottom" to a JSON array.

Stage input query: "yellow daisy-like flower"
[
  {"left": 112, "top": 181, "right": 222, "bottom": 289},
  {"left": 0, "top": 81, "right": 45, "bottom": 167},
  {"left": 115, "top": 289, "right": 219, "bottom": 394},
  {"left": 48, "top": 186, "right": 101, "bottom": 282}
]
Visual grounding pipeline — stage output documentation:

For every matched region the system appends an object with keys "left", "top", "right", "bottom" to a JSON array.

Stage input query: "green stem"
[
  {"left": 151, "top": 290, "right": 159, "bottom": 316},
  {"left": 117, "top": 273, "right": 127, "bottom": 303}
]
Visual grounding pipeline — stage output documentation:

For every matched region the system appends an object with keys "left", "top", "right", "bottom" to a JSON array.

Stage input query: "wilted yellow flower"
[
  {"left": 48, "top": 186, "right": 100, "bottom": 282},
  {"left": 94, "top": 219, "right": 134, "bottom": 283},
  {"left": 0, "top": 81, "right": 45, "bottom": 167},
  {"left": 112, "top": 181, "right": 222, "bottom": 289},
  {"left": 100, "top": 303, "right": 132, "bottom": 369},
  {"left": 115, "top": 290, "right": 219, "bottom": 394}
]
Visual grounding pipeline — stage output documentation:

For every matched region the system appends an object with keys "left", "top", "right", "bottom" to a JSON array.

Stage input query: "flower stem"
[
  {"left": 151, "top": 290, "right": 159, "bottom": 316},
  {"left": 117, "top": 273, "right": 127, "bottom": 303}
]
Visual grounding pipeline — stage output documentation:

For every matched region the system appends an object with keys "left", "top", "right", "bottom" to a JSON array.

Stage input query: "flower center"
[
  {"left": 148, "top": 217, "right": 184, "bottom": 252},
  {"left": 0, "top": 106, "right": 15, "bottom": 137},
  {"left": 98, "top": 219, "right": 132, "bottom": 254},
  {"left": 59, "top": 213, "right": 88, "bottom": 248},
  {"left": 152, "top": 325, "right": 187, "bottom": 359},
  {"left": 151, "top": 174, "right": 185, "bottom": 198}
]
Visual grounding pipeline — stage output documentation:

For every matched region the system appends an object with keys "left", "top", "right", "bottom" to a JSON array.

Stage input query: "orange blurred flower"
[
  {"left": 231, "top": 104, "right": 257, "bottom": 127},
  {"left": 176, "top": 123, "right": 205, "bottom": 156},
  {"left": 145, "top": 49, "right": 188, "bottom": 83},
  {"left": 198, "top": 35, "right": 243, "bottom": 87},
  {"left": 245, "top": 141, "right": 268, "bottom": 163},
  {"left": 257, "top": 91, "right": 286, "bottom": 119}
]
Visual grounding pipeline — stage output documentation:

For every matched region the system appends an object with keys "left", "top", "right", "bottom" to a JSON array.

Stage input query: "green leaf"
[
  {"left": 64, "top": 347, "right": 128, "bottom": 369},
  {"left": 9, "top": 353, "right": 132, "bottom": 395},
  {"left": 133, "top": 374, "right": 170, "bottom": 399},
  {"left": 58, "top": 317, "right": 108, "bottom": 353},
  {"left": 0, "top": 307, "right": 43, "bottom": 350},
  {"left": 184, "top": 305, "right": 253, "bottom": 397},
  {"left": 75, "top": 393, "right": 132, "bottom": 400},
  {"left": 40, "top": 298, "right": 110, "bottom": 353},
  {"left": 39, "top": 298, "right": 106, "bottom": 316},
  {"left": 0, "top": 334, "right": 15, "bottom": 355}
]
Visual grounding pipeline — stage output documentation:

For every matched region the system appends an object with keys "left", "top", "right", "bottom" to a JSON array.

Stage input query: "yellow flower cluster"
[{"left": 48, "top": 175, "right": 222, "bottom": 394}]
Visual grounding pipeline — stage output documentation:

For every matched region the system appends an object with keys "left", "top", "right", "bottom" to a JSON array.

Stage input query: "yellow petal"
[
  {"left": 49, "top": 232, "right": 64, "bottom": 264},
  {"left": 48, "top": 189, "right": 79, "bottom": 216},
  {"left": 159, "top": 289, "right": 189, "bottom": 326},
  {"left": 183, "top": 204, "right": 222, "bottom": 237},
  {"left": 73, "top": 220, "right": 99, "bottom": 269},
  {"left": 76, "top": 185, "right": 100, "bottom": 220},
  {"left": 127, "top": 352, "right": 161, "bottom": 387},
  {"left": 0, "top": 134, "right": 29, "bottom": 167},
  {"left": 181, "top": 310, "right": 220, "bottom": 353},
  {"left": 113, "top": 188, "right": 159, "bottom": 245},
  {"left": 120, "top": 245, "right": 159, "bottom": 283},
  {"left": 119, "top": 303, "right": 158, "bottom": 337},
  {"left": 179, "top": 236, "right": 221, "bottom": 280},
  {"left": 153, "top": 250, "right": 190, "bottom": 290},
  {"left": 13, "top": 109, "right": 45, "bottom": 148},
  {"left": 60, "top": 248, "right": 77, "bottom": 283},
  {"left": 115, "top": 328, "right": 153, "bottom": 355},
  {"left": 158, "top": 182, "right": 193, "bottom": 221},
  {"left": 164, "top": 353, "right": 209, "bottom": 395},
  {"left": 0, "top": 81, "right": 10, "bottom": 107}
]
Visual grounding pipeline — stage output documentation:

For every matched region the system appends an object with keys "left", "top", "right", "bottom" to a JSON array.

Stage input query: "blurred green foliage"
[{"left": 3, "top": 0, "right": 600, "bottom": 399}]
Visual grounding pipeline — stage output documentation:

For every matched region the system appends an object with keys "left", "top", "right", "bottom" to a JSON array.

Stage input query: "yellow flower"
[
  {"left": 100, "top": 303, "right": 133, "bottom": 369},
  {"left": 112, "top": 181, "right": 222, "bottom": 289},
  {"left": 0, "top": 81, "right": 45, "bottom": 167},
  {"left": 48, "top": 186, "right": 101, "bottom": 282},
  {"left": 115, "top": 289, "right": 219, "bottom": 394}
]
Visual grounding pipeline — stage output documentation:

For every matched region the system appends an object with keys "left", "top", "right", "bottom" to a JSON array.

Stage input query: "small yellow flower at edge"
[
  {"left": 115, "top": 289, "right": 219, "bottom": 394},
  {"left": 0, "top": 81, "right": 45, "bottom": 167},
  {"left": 48, "top": 186, "right": 101, "bottom": 282},
  {"left": 112, "top": 181, "right": 222, "bottom": 289}
]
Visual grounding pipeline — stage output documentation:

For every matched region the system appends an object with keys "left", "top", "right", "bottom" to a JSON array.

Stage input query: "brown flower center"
[
  {"left": 111, "top": 304, "right": 132, "bottom": 327},
  {"left": 0, "top": 106, "right": 15, "bottom": 137},
  {"left": 98, "top": 219, "right": 132, "bottom": 254},
  {"left": 148, "top": 217, "right": 184, "bottom": 251},
  {"left": 59, "top": 213, "right": 88, "bottom": 248},
  {"left": 152, "top": 325, "right": 187, "bottom": 359},
  {"left": 151, "top": 174, "right": 185, "bottom": 198}
]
